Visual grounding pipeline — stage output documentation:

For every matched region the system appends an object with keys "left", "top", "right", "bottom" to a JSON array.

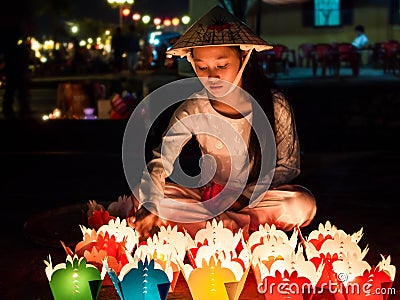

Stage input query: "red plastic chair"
[
  {"left": 269, "top": 44, "right": 289, "bottom": 77},
  {"left": 298, "top": 43, "right": 314, "bottom": 67},
  {"left": 256, "top": 44, "right": 289, "bottom": 77},
  {"left": 311, "top": 43, "right": 335, "bottom": 77},
  {"left": 331, "top": 43, "right": 360, "bottom": 76},
  {"left": 378, "top": 40, "right": 400, "bottom": 74}
]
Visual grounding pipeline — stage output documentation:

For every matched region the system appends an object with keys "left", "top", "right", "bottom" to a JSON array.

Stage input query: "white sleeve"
[{"left": 138, "top": 100, "right": 195, "bottom": 210}]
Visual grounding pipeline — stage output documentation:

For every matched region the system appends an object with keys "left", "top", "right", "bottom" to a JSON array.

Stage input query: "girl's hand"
[{"left": 130, "top": 206, "right": 160, "bottom": 241}]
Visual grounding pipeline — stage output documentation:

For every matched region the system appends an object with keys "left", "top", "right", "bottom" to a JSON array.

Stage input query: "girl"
[{"left": 130, "top": 6, "right": 316, "bottom": 239}]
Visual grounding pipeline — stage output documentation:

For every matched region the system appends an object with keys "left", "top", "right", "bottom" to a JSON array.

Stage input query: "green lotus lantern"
[{"left": 44, "top": 254, "right": 104, "bottom": 300}]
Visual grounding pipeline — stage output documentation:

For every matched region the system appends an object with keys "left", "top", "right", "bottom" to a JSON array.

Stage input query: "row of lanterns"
[{"left": 121, "top": 10, "right": 191, "bottom": 27}]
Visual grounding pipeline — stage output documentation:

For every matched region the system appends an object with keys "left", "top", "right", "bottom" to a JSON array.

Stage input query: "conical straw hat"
[{"left": 166, "top": 5, "right": 272, "bottom": 57}]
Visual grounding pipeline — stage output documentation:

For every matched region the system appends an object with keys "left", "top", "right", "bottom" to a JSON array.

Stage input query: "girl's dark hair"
[
  {"left": 355, "top": 25, "right": 365, "bottom": 33},
  {"left": 241, "top": 50, "right": 276, "bottom": 183}
]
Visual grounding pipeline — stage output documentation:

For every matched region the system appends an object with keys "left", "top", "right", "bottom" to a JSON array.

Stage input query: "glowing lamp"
[
  {"left": 122, "top": 8, "right": 131, "bottom": 17},
  {"left": 181, "top": 15, "right": 190, "bottom": 25},
  {"left": 142, "top": 15, "right": 151, "bottom": 24},
  {"left": 132, "top": 13, "right": 141, "bottom": 21},
  {"left": 153, "top": 18, "right": 161, "bottom": 26},
  {"left": 163, "top": 19, "right": 171, "bottom": 27},
  {"left": 172, "top": 18, "right": 180, "bottom": 26}
]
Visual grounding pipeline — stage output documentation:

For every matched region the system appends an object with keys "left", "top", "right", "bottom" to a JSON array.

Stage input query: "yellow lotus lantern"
[{"left": 182, "top": 219, "right": 251, "bottom": 300}]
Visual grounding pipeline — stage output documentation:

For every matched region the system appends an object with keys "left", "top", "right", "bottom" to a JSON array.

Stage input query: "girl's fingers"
[{"left": 127, "top": 216, "right": 136, "bottom": 228}]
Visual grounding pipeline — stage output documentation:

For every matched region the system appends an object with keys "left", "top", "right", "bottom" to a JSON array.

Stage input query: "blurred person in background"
[
  {"left": 352, "top": 25, "right": 369, "bottom": 50},
  {"left": 111, "top": 26, "right": 126, "bottom": 73},
  {"left": 126, "top": 24, "right": 141, "bottom": 74},
  {"left": 0, "top": 0, "right": 33, "bottom": 119},
  {"left": 140, "top": 40, "right": 154, "bottom": 70}
]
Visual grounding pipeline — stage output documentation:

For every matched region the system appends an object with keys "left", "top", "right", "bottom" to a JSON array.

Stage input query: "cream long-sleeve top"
[{"left": 138, "top": 88, "right": 300, "bottom": 209}]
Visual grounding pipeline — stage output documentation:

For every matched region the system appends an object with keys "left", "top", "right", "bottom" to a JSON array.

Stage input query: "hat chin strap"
[{"left": 186, "top": 47, "right": 254, "bottom": 98}]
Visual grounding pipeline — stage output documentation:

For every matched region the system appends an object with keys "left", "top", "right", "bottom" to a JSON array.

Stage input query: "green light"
[
  {"left": 182, "top": 15, "right": 191, "bottom": 25},
  {"left": 142, "top": 15, "right": 151, "bottom": 24},
  {"left": 46, "top": 256, "right": 103, "bottom": 300}
]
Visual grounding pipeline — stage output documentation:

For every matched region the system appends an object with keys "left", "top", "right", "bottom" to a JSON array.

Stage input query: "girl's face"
[{"left": 192, "top": 46, "right": 243, "bottom": 96}]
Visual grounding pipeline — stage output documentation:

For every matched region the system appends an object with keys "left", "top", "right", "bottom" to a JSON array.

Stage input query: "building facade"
[{"left": 190, "top": 0, "right": 399, "bottom": 51}]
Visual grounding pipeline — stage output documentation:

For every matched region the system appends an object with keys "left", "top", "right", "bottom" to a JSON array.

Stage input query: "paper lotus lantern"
[
  {"left": 248, "top": 223, "right": 298, "bottom": 252},
  {"left": 70, "top": 219, "right": 137, "bottom": 286},
  {"left": 305, "top": 221, "right": 369, "bottom": 296},
  {"left": 181, "top": 256, "right": 250, "bottom": 300},
  {"left": 306, "top": 221, "right": 364, "bottom": 252},
  {"left": 107, "top": 195, "right": 134, "bottom": 219},
  {"left": 185, "top": 219, "right": 248, "bottom": 270},
  {"left": 86, "top": 196, "right": 134, "bottom": 230},
  {"left": 104, "top": 258, "right": 171, "bottom": 300},
  {"left": 189, "top": 219, "right": 243, "bottom": 247},
  {"left": 249, "top": 224, "right": 298, "bottom": 285},
  {"left": 182, "top": 219, "right": 251, "bottom": 300},
  {"left": 249, "top": 224, "right": 323, "bottom": 300},
  {"left": 77, "top": 217, "right": 138, "bottom": 255},
  {"left": 135, "top": 228, "right": 187, "bottom": 291},
  {"left": 96, "top": 217, "right": 138, "bottom": 253},
  {"left": 87, "top": 208, "right": 116, "bottom": 230},
  {"left": 44, "top": 254, "right": 104, "bottom": 300},
  {"left": 135, "top": 243, "right": 180, "bottom": 291},
  {"left": 255, "top": 249, "right": 323, "bottom": 300},
  {"left": 156, "top": 225, "right": 189, "bottom": 262},
  {"left": 301, "top": 221, "right": 397, "bottom": 300},
  {"left": 185, "top": 242, "right": 251, "bottom": 279},
  {"left": 331, "top": 254, "right": 396, "bottom": 300}
]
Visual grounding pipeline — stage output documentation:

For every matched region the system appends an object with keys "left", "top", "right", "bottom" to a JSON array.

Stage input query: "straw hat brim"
[{"left": 166, "top": 5, "right": 272, "bottom": 57}]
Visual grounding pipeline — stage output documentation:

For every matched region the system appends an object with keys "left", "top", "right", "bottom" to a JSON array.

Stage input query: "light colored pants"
[{"left": 132, "top": 182, "right": 316, "bottom": 237}]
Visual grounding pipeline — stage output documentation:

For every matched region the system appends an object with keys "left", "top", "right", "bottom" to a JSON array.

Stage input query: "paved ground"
[{"left": 0, "top": 66, "right": 399, "bottom": 299}]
